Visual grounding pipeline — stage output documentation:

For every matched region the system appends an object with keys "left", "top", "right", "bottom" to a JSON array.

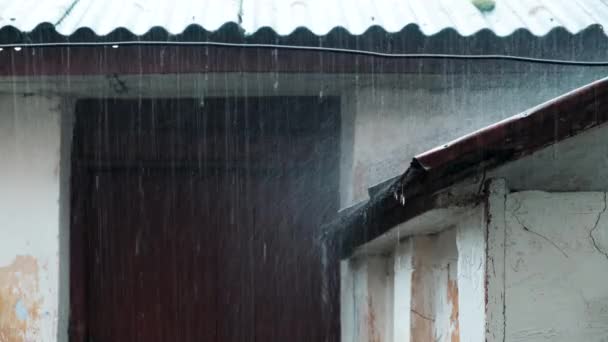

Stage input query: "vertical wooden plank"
[
  {"left": 340, "top": 256, "right": 392, "bottom": 342},
  {"left": 393, "top": 239, "right": 413, "bottom": 342},
  {"left": 411, "top": 230, "right": 459, "bottom": 342},
  {"left": 485, "top": 179, "right": 507, "bottom": 342},
  {"left": 410, "top": 236, "right": 438, "bottom": 342},
  {"left": 455, "top": 179, "right": 507, "bottom": 342},
  {"left": 456, "top": 207, "right": 486, "bottom": 342},
  {"left": 447, "top": 271, "right": 460, "bottom": 342}
]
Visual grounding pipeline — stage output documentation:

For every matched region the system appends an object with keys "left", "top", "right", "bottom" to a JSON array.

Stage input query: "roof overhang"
[
  {"left": 325, "top": 76, "right": 608, "bottom": 258},
  {"left": 2, "top": 2, "right": 608, "bottom": 76}
]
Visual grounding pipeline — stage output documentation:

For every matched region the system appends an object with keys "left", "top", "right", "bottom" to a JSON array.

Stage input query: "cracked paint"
[
  {"left": 0, "top": 256, "right": 41, "bottom": 342},
  {"left": 511, "top": 199, "right": 569, "bottom": 259},
  {"left": 589, "top": 192, "right": 608, "bottom": 260},
  {"left": 411, "top": 263, "right": 435, "bottom": 341},
  {"left": 505, "top": 191, "right": 608, "bottom": 341}
]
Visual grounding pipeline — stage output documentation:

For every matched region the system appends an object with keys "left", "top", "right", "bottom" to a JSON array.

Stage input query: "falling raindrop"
[{"left": 263, "top": 243, "right": 267, "bottom": 261}]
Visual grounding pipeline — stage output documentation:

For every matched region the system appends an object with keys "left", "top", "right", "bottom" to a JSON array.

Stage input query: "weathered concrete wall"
[
  {"left": 438, "top": 183, "right": 608, "bottom": 342},
  {"left": 0, "top": 95, "right": 70, "bottom": 341},
  {"left": 3, "top": 69, "right": 604, "bottom": 210},
  {"left": 1, "top": 67, "right": 606, "bottom": 342},
  {"left": 504, "top": 191, "right": 608, "bottom": 341},
  {"left": 409, "top": 231, "right": 459, "bottom": 342},
  {"left": 340, "top": 256, "right": 394, "bottom": 342},
  {"left": 340, "top": 69, "right": 608, "bottom": 208},
  {"left": 342, "top": 179, "right": 608, "bottom": 341},
  {"left": 491, "top": 121, "right": 608, "bottom": 192},
  {"left": 455, "top": 183, "right": 608, "bottom": 342},
  {"left": 341, "top": 227, "right": 462, "bottom": 342}
]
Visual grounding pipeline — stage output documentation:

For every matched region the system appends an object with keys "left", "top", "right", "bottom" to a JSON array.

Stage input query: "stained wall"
[{"left": 0, "top": 95, "right": 70, "bottom": 341}]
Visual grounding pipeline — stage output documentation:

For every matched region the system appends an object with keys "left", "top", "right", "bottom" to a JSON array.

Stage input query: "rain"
[{"left": 1, "top": 1, "right": 608, "bottom": 341}]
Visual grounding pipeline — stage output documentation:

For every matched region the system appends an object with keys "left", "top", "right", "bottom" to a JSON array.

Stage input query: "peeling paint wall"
[
  {"left": 0, "top": 256, "right": 41, "bottom": 341},
  {"left": 342, "top": 179, "right": 608, "bottom": 341},
  {"left": 341, "top": 228, "right": 461, "bottom": 342},
  {"left": 409, "top": 231, "right": 459, "bottom": 342},
  {"left": 340, "top": 256, "right": 393, "bottom": 342},
  {"left": 0, "top": 95, "right": 69, "bottom": 342},
  {"left": 504, "top": 191, "right": 608, "bottom": 341},
  {"left": 452, "top": 183, "right": 608, "bottom": 342}
]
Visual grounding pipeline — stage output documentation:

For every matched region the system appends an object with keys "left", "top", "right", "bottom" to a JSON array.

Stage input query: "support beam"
[{"left": 484, "top": 179, "right": 507, "bottom": 342}]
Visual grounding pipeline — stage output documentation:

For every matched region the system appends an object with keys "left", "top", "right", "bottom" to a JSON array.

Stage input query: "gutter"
[{"left": 324, "top": 77, "right": 608, "bottom": 258}]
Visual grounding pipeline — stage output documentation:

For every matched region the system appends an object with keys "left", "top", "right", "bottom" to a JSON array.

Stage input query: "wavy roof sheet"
[{"left": 1, "top": 0, "right": 607, "bottom": 38}]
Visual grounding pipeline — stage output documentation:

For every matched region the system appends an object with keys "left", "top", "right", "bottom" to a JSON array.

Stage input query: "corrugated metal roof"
[{"left": 1, "top": 0, "right": 607, "bottom": 37}]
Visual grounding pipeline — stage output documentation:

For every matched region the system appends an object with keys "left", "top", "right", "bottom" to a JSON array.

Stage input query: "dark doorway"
[{"left": 69, "top": 98, "right": 340, "bottom": 341}]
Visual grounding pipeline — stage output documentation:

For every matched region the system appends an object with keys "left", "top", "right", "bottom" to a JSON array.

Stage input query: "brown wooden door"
[{"left": 71, "top": 98, "right": 340, "bottom": 342}]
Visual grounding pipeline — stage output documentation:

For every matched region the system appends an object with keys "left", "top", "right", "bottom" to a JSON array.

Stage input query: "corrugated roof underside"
[{"left": 1, "top": 0, "right": 607, "bottom": 37}]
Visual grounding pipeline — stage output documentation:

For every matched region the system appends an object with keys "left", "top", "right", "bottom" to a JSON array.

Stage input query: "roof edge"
[
  {"left": 325, "top": 76, "right": 608, "bottom": 258},
  {"left": 2, "top": 21, "right": 608, "bottom": 40}
]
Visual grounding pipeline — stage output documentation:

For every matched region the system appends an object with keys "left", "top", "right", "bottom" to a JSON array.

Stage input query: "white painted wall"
[
  {"left": 0, "top": 95, "right": 70, "bottom": 342},
  {"left": 340, "top": 69, "right": 608, "bottom": 208},
  {"left": 342, "top": 179, "right": 608, "bottom": 341},
  {"left": 504, "top": 191, "right": 608, "bottom": 341},
  {"left": 0, "top": 65, "right": 605, "bottom": 342},
  {"left": 491, "top": 122, "right": 608, "bottom": 192},
  {"left": 2, "top": 68, "right": 605, "bottom": 211},
  {"left": 392, "top": 240, "right": 413, "bottom": 342},
  {"left": 455, "top": 205, "right": 488, "bottom": 342}
]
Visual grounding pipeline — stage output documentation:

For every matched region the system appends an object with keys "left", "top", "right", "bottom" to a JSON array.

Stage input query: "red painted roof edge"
[
  {"left": 328, "top": 77, "right": 608, "bottom": 257},
  {"left": 414, "top": 76, "right": 608, "bottom": 171}
]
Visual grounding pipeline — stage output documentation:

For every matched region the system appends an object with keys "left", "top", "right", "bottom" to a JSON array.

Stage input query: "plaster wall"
[
  {"left": 1, "top": 65, "right": 607, "bottom": 342},
  {"left": 2, "top": 67, "right": 606, "bottom": 210},
  {"left": 340, "top": 69, "right": 608, "bottom": 207},
  {"left": 450, "top": 184, "right": 608, "bottom": 342},
  {"left": 409, "top": 231, "right": 459, "bottom": 342},
  {"left": 491, "top": 121, "right": 608, "bottom": 192},
  {"left": 341, "top": 180, "right": 608, "bottom": 341},
  {"left": 340, "top": 256, "right": 394, "bottom": 342},
  {"left": 0, "top": 95, "right": 70, "bottom": 342},
  {"left": 503, "top": 191, "right": 608, "bottom": 341},
  {"left": 1, "top": 67, "right": 605, "bottom": 210},
  {"left": 340, "top": 227, "right": 462, "bottom": 342}
]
